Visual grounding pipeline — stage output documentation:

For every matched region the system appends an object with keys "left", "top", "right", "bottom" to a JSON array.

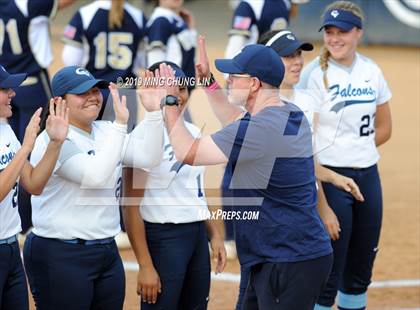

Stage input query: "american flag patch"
[
  {"left": 63, "top": 25, "right": 76, "bottom": 39},
  {"left": 233, "top": 16, "right": 252, "bottom": 30}
]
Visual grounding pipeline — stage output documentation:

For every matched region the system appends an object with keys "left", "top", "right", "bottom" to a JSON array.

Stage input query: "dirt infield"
[{"left": 24, "top": 2, "right": 420, "bottom": 309}]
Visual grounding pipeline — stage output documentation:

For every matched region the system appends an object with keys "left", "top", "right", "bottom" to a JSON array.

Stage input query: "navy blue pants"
[
  {"left": 316, "top": 165, "right": 382, "bottom": 309},
  {"left": 142, "top": 221, "right": 210, "bottom": 310},
  {"left": 236, "top": 266, "right": 250, "bottom": 310},
  {"left": 9, "top": 70, "right": 52, "bottom": 233},
  {"left": 0, "top": 240, "right": 29, "bottom": 310},
  {"left": 23, "top": 233, "right": 125, "bottom": 310},
  {"left": 243, "top": 254, "right": 333, "bottom": 310}
]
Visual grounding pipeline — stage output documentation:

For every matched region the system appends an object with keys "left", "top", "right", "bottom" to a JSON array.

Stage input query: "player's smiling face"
[
  {"left": 323, "top": 26, "right": 363, "bottom": 66},
  {"left": 65, "top": 87, "right": 103, "bottom": 130},
  {"left": 0, "top": 88, "right": 16, "bottom": 118},
  {"left": 281, "top": 49, "right": 304, "bottom": 87}
]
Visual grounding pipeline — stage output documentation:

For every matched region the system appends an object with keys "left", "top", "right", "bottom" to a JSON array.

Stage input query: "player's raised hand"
[
  {"left": 109, "top": 82, "right": 129, "bottom": 125},
  {"left": 195, "top": 35, "right": 211, "bottom": 80},
  {"left": 158, "top": 63, "right": 180, "bottom": 99},
  {"left": 46, "top": 97, "right": 69, "bottom": 144},
  {"left": 137, "top": 70, "right": 165, "bottom": 112},
  {"left": 22, "top": 107, "right": 42, "bottom": 153}
]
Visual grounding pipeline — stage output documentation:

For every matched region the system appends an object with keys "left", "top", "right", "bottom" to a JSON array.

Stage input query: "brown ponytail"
[
  {"left": 109, "top": 0, "right": 125, "bottom": 29},
  {"left": 319, "top": 47, "right": 331, "bottom": 89},
  {"left": 320, "top": 1, "right": 364, "bottom": 89}
]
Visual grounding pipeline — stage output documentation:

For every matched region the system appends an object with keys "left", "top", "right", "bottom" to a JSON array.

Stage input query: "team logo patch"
[
  {"left": 331, "top": 10, "right": 339, "bottom": 18},
  {"left": 63, "top": 25, "right": 76, "bottom": 39},
  {"left": 233, "top": 16, "right": 252, "bottom": 30},
  {"left": 75, "top": 68, "right": 91, "bottom": 77},
  {"left": 287, "top": 34, "right": 295, "bottom": 41}
]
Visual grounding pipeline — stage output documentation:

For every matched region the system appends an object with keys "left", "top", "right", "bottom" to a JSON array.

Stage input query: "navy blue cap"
[
  {"left": 0, "top": 65, "right": 27, "bottom": 89},
  {"left": 148, "top": 61, "right": 186, "bottom": 78},
  {"left": 215, "top": 44, "right": 284, "bottom": 87},
  {"left": 51, "top": 66, "right": 109, "bottom": 97},
  {"left": 265, "top": 30, "right": 313, "bottom": 57},
  {"left": 319, "top": 9, "right": 363, "bottom": 32}
]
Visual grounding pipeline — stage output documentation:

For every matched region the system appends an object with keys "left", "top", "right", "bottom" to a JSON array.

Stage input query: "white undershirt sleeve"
[
  {"left": 62, "top": 44, "right": 84, "bottom": 66},
  {"left": 56, "top": 122, "right": 127, "bottom": 187},
  {"left": 122, "top": 111, "right": 164, "bottom": 169},
  {"left": 225, "top": 34, "right": 248, "bottom": 59},
  {"left": 28, "top": 16, "right": 53, "bottom": 69}
]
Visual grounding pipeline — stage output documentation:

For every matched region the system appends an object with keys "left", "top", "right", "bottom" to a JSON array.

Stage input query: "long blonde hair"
[
  {"left": 319, "top": 1, "right": 364, "bottom": 89},
  {"left": 108, "top": 0, "right": 125, "bottom": 29}
]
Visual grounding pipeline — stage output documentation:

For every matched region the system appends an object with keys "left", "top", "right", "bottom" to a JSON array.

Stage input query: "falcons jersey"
[
  {"left": 0, "top": 123, "right": 21, "bottom": 239},
  {"left": 298, "top": 53, "right": 392, "bottom": 168},
  {"left": 140, "top": 122, "right": 209, "bottom": 224}
]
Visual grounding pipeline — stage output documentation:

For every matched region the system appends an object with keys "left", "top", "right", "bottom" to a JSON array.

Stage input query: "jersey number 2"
[
  {"left": 360, "top": 113, "right": 376, "bottom": 136},
  {"left": 93, "top": 32, "right": 133, "bottom": 70}
]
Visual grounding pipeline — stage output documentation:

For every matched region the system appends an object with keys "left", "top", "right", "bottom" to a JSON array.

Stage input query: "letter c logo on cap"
[{"left": 75, "top": 68, "right": 91, "bottom": 77}]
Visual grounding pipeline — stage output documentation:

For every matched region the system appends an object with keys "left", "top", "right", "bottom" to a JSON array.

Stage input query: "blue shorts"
[
  {"left": 0, "top": 237, "right": 28, "bottom": 310},
  {"left": 23, "top": 233, "right": 125, "bottom": 310},
  {"left": 142, "top": 221, "right": 210, "bottom": 310}
]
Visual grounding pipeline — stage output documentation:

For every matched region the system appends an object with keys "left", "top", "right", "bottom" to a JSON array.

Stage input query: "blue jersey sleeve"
[
  {"left": 28, "top": 0, "right": 57, "bottom": 19},
  {"left": 62, "top": 11, "right": 84, "bottom": 47},
  {"left": 147, "top": 17, "right": 173, "bottom": 48},
  {"left": 229, "top": 1, "right": 256, "bottom": 36},
  {"left": 212, "top": 113, "right": 266, "bottom": 164}
]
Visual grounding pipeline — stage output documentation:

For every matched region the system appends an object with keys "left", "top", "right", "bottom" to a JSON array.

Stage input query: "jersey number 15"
[{"left": 93, "top": 32, "right": 133, "bottom": 70}]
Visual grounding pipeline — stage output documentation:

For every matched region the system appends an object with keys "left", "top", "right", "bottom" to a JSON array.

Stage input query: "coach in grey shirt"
[{"left": 157, "top": 45, "right": 332, "bottom": 310}]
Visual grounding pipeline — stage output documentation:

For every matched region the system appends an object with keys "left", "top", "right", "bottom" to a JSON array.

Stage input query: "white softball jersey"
[
  {"left": 0, "top": 123, "right": 22, "bottom": 239},
  {"left": 30, "top": 112, "right": 163, "bottom": 240},
  {"left": 298, "top": 53, "right": 392, "bottom": 168},
  {"left": 140, "top": 122, "right": 210, "bottom": 224}
]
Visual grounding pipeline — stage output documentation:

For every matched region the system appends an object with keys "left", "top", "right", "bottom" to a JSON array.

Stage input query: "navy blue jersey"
[
  {"left": 62, "top": 1, "right": 146, "bottom": 82},
  {"left": 146, "top": 7, "right": 196, "bottom": 79},
  {"left": 230, "top": 0, "right": 291, "bottom": 42},
  {"left": 0, "top": 0, "right": 57, "bottom": 75},
  {"left": 212, "top": 104, "right": 332, "bottom": 267}
]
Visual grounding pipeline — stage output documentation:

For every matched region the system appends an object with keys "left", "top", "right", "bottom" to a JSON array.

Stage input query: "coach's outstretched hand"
[
  {"left": 109, "top": 82, "right": 129, "bottom": 125},
  {"left": 137, "top": 70, "right": 164, "bottom": 112},
  {"left": 46, "top": 97, "right": 69, "bottom": 144},
  {"left": 195, "top": 35, "right": 211, "bottom": 80}
]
